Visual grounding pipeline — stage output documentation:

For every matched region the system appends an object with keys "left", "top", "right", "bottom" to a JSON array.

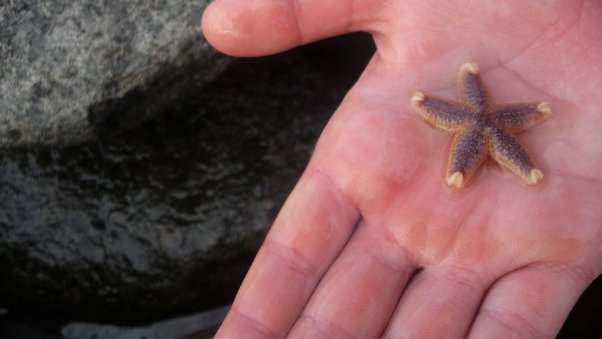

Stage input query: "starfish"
[{"left": 411, "top": 62, "right": 551, "bottom": 188}]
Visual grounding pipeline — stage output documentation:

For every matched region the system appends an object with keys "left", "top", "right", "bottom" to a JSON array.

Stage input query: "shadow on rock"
[{"left": 0, "top": 33, "right": 376, "bottom": 326}]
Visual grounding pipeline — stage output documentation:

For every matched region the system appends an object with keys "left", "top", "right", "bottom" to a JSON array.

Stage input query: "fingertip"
[
  {"left": 201, "top": 0, "right": 245, "bottom": 56},
  {"left": 201, "top": 1, "right": 234, "bottom": 43},
  {"left": 201, "top": 0, "right": 303, "bottom": 57}
]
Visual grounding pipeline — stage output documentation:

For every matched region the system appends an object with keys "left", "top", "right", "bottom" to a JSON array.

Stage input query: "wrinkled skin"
[{"left": 202, "top": 1, "right": 602, "bottom": 338}]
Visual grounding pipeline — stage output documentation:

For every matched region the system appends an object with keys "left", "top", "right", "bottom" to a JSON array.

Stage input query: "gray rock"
[
  {"left": 61, "top": 305, "right": 229, "bottom": 339},
  {"left": 0, "top": 34, "right": 376, "bottom": 324},
  {"left": 0, "top": 0, "right": 228, "bottom": 147}
]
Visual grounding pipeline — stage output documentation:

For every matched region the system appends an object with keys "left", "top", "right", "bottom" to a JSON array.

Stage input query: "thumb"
[{"left": 201, "top": 0, "right": 381, "bottom": 57}]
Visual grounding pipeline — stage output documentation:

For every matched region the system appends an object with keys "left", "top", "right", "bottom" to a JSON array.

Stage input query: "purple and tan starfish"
[{"left": 411, "top": 62, "right": 551, "bottom": 188}]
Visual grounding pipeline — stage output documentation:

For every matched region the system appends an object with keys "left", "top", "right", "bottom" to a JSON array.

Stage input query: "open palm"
[{"left": 203, "top": 1, "right": 602, "bottom": 337}]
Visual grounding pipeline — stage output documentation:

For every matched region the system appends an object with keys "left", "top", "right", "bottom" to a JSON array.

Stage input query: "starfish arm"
[
  {"left": 487, "top": 127, "right": 543, "bottom": 185},
  {"left": 446, "top": 125, "right": 488, "bottom": 188},
  {"left": 411, "top": 92, "right": 475, "bottom": 132},
  {"left": 491, "top": 102, "right": 551, "bottom": 132},
  {"left": 458, "top": 62, "right": 489, "bottom": 111}
]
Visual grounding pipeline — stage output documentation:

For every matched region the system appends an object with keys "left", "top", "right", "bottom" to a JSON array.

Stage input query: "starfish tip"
[
  {"left": 536, "top": 101, "right": 552, "bottom": 117},
  {"left": 447, "top": 171, "right": 465, "bottom": 188},
  {"left": 459, "top": 62, "right": 479, "bottom": 74},
  {"left": 527, "top": 169, "right": 544, "bottom": 185},
  {"left": 411, "top": 92, "right": 426, "bottom": 106}
]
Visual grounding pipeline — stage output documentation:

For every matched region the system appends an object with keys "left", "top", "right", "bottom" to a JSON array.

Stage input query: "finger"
[
  {"left": 287, "top": 221, "right": 416, "bottom": 338},
  {"left": 201, "top": 0, "right": 382, "bottom": 56},
  {"left": 468, "top": 263, "right": 595, "bottom": 339},
  {"left": 382, "top": 264, "right": 493, "bottom": 339},
  {"left": 215, "top": 169, "right": 360, "bottom": 338}
]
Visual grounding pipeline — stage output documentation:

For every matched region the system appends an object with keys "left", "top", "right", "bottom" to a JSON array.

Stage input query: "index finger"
[{"left": 216, "top": 169, "right": 360, "bottom": 338}]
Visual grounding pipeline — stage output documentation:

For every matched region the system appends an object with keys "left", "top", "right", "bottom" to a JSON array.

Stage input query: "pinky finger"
[{"left": 468, "top": 263, "right": 596, "bottom": 339}]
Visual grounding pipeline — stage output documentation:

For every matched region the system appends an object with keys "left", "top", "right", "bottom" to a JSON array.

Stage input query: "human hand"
[{"left": 202, "top": 1, "right": 602, "bottom": 337}]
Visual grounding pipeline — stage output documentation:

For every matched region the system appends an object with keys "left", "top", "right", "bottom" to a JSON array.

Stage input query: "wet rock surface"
[
  {"left": 0, "top": 0, "right": 227, "bottom": 147},
  {"left": 0, "top": 33, "right": 376, "bottom": 325}
]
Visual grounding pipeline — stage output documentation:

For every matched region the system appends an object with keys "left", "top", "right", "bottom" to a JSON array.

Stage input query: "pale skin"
[{"left": 202, "top": 1, "right": 602, "bottom": 338}]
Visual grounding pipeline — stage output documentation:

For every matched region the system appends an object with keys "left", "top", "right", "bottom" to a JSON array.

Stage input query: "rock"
[
  {"left": 61, "top": 305, "right": 229, "bottom": 339},
  {"left": 0, "top": 0, "right": 228, "bottom": 147},
  {"left": 0, "top": 33, "right": 376, "bottom": 324}
]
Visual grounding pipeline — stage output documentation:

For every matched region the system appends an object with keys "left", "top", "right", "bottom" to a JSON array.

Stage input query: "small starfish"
[{"left": 411, "top": 62, "right": 551, "bottom": 188}]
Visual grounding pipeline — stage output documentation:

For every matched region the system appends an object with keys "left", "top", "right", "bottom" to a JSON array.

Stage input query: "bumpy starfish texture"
[{"left": 411, "top": 62, "right": 550, "bottom": 188}]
